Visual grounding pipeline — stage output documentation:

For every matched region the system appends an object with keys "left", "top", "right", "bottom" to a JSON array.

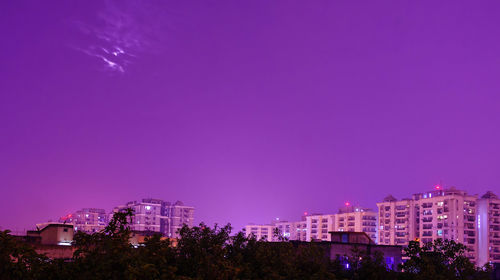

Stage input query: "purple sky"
[{"left": 1, "top": 0, "right": 500, "bottom": 233}]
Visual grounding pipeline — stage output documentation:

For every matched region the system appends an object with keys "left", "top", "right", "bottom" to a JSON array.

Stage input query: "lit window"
[{"left": 145, "top": 206, "right": 151, "bottom": 210}]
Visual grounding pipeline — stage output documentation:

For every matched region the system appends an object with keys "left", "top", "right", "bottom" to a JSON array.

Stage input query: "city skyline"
[
  {"left": 7, "top": 184, "right": 497, "bottom": 233},
  {"left": 2, "top": 0, "right": 500, "bottom": 235}
]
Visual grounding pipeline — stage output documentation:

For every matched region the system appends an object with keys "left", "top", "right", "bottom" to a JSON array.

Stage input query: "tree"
[
  {"left": 0, "top": 230, "right": 48, "bottom": 280},
  {"left": 400, "top": 239, "right": 490, "bottom": 280},
  {"left": 71, "top": 208, "right": 136, "bottom": 280}
]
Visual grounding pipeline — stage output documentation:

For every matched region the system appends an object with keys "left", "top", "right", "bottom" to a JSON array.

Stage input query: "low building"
[
  {"left": 27, "top": 223, "right": 74, "bottom": 246},
  {"left": 19, "top": 223, "right": 75, "bottom": 259},
  {"left": 326, "top": 231, "right": 403, "bottom": 270}
]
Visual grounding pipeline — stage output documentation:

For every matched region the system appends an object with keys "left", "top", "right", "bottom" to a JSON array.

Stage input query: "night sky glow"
[{"left": 1, "top": 0, "right": 500, "bottom": 233}]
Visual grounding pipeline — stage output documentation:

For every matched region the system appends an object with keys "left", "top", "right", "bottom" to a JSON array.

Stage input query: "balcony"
[
  {"left": 422, "top": 217, "right": 433, "bottom": 223},
  {"left": 464, "top": 223, "right": 475, "bottom": 229},
  {"left": 464, "top": 231, "right": 475, "bottom": 237}
]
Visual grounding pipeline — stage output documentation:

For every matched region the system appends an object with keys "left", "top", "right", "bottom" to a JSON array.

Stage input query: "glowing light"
[
  {"left": 345, "top": 202, "right": 350, "bottom": 206},
  {"left": 435, "top": 185, "right": 440, "bottom": 190},
  {"left": 145, "top": 205, "right": 151, "bottom": 210},
  {"left": 304, "top": 212, "right": 308, "bottom": 216}
]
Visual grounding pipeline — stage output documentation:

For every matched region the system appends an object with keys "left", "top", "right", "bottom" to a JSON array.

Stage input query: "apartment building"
[
  {"left": 336, "top": 206, "right": 377, "bottom": 241},
  {"left": 244, "top": 205, "right": 377, "bottom": 243},
  {"left": 113, "top": 199, "right": 194, "bottom": 238},
  {"left": 305, "top": 206, "right": 377, "bottom": 242},
  {"left": 165, "top": 201, "right": 196, "bottom": 237},
  {"left": 59, "top": 208, "right": 108, "bottom": 233},
  {"left": 378, "top": 186, "right": 478, "bottom": 262},
  {"left": 377, "top": 196, "right": 416, "bottom": 246},
  {"left": 478, "top": 191, "right": 500, "bottom": 265},
  {"left": 306, "top": 214, "right": 336, "bottom": 241},
  {"left": 243, "top": 224, "right": 276, "bottom": 241},
  {"left": 275, "top": 219, "right": 308, "bottom": 241}
]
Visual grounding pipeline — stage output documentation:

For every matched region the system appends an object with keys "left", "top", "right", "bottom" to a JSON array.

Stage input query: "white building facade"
[
  {"left": 378, "top": 187, "right": 478, "bottom": 263},
  {"left": 477, "top": 191, "right": 500, "bottom": 265},
  {"left": 244, "top": 206, "right": 377, "bottom": 243}
]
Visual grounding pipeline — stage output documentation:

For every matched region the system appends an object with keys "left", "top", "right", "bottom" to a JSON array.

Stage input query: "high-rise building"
[
  {"left": 165, "top": 200, "right": 195, "bottom": 237},
  {"left": 376, "top": 196, "right": 417, "bottom": 246},
  {"left": 478, "top": 191, "right": 500, "bottom": 265},
  {"left": 378, "top": 186, "right": 478, "bottom": 263},
  {"left": 59, "top": 208, "right": 108, "bottom": 234},
  {"left": 113, "top": 199, "right": 194, "bottom": 238}
]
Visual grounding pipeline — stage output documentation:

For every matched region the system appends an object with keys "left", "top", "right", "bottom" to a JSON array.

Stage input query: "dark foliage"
[{"left": 399, "top": 239, "right": 491, "bottom": 280}]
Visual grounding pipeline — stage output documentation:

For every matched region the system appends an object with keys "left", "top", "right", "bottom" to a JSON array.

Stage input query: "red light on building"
[
  {"left": 435, "top": 185, "right": 440, "bottom": 190},
  {"left": 345, "top": 202, "right": 350, "bottom": 206}
]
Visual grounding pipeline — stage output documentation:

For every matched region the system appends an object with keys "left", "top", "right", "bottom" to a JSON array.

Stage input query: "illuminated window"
[{"left": 145, "top": 206, "right": 151, "bottom": 210}]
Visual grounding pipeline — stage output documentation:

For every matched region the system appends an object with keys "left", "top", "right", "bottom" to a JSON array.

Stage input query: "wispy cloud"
[{"left": 72, "top": 0, "right": 163, "bottom": 73}]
